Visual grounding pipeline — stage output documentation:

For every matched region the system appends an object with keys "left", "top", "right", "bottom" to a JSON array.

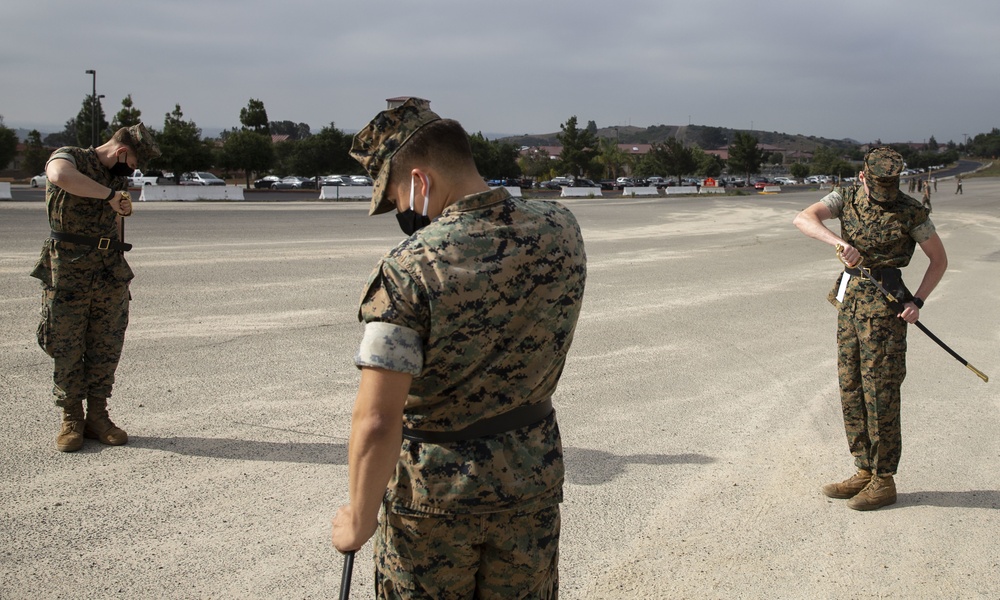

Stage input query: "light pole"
[{"left": 85, "top": 69, "right": 96, "bottom": 147}]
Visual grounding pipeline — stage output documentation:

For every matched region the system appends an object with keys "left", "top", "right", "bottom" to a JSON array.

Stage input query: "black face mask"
[
  {"left": 396, "top": 209, "right": 432, "bottom": 236},
  {"left": 395, "top": 175, "right": 432, "bottom": 236},
  {"left": 109, "top": 153, "right": 132, "bottom": 178}
]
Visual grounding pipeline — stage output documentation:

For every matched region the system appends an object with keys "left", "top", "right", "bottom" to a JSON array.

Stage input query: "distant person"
[
  {"left": 931, "top": 176, "right": 937, "bottom": 192},
  {"left": 922, "top": 178, "right": 932, "bottom": 212},
  {"left": 793, "top": 147, "right": 948, "bottom": 511},
  {"left": 31, "top": 124, "right": 161, "bottom": 452},
  {"left": 908, "top": 177, "right": 916, "bottom": 193},
  {"left": 956, "top": 175, "right": 963, "bottom": 194},
  {"left": 331, "top": 99, "right": 587, "bottom": 597}
]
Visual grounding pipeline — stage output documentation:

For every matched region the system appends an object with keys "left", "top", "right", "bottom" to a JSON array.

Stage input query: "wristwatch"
[{"left": 912, "top": 297, "right": 924, "bottom": 308}]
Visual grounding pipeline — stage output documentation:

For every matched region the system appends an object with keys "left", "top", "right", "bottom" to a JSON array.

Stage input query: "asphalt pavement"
[{"left": 1, "top": 180, "right": 997, "bottom": 598}]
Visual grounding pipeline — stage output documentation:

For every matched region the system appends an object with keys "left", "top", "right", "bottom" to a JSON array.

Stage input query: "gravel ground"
[{"left": 1, "top": 180, "right": 997, "bottom": 599}]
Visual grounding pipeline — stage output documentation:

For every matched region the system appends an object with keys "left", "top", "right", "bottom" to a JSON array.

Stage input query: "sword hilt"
[{"left": 835, "top": 244, "right": 863, "bottom": 268}]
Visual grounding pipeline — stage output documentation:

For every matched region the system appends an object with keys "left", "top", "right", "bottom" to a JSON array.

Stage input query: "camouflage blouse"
[
  {"left": 29, "top": 146, "right": 132, "bottom": 291},
  {"left": 822, "top": 184, "right": 934, "bottom": 316},
  {"left": 356, "top": 187, "right": 587, "bottom": 515}
]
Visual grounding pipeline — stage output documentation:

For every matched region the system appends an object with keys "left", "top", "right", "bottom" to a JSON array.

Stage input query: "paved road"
[{"left": 1, "top": 182, "right": 997, "bottom": 598}]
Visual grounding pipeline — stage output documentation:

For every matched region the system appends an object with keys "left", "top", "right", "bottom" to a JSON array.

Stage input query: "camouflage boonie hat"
[
  {"left": 863, "top": 147, "right": 903, "bottom": 202},
  {"left": 350, "top": 98, "right": 442, "bottom": 215},
  {"left": 123, "top": 122, "right": 161, "bottom": 167}
]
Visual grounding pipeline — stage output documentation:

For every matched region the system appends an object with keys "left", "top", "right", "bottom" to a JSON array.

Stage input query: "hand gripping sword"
[{"left": 836, "top": 245, "right": 988, "bottom": 382}]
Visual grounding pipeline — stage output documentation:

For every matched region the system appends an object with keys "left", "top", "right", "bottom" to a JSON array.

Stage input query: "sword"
[
  {"left": 339, "top": 550, "right": 355, "bottom": 600},
  {"left": 836, "top": 245, "right": 988, "bottom": 383}
]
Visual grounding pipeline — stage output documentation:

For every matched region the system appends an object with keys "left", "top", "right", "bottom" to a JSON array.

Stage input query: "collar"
[{"left": 441, "top": 187, "right": 511, "bottom": 216}]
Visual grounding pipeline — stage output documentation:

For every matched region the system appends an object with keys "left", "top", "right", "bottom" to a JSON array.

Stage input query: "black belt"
[
  {"left": 845, "top": 266, "right": 898, "bottom": 278},
  {"left": 402, "top": 398, "right": 553, "bottom": 444},
  {"left": 50, "top": 231, "right": 132, "bottom": 252}
]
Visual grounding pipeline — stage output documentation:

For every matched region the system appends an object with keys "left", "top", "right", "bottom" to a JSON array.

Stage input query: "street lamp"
[{"left": 85, "top": 69, "right": 96, "bottom": 147}]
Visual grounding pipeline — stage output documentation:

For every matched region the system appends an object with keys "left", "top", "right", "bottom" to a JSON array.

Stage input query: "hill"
[{"left": 500, "top": 124, "right": 860, "bottom": 153}]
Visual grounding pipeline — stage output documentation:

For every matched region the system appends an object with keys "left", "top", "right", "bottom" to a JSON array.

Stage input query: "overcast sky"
[{"left": 3, "top": 0, "right": 998, "bottom": 145}]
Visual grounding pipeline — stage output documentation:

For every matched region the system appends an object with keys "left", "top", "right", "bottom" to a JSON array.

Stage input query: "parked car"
[
  {"left": 129, "top": 170, "right": 161, "bottom": 187},
  {"left": 349, "top": 175, "right": 373, "bottom": 186},
  {"left": 319, "top": 175, "right": 351, "bottom": 187},
  {"left": 180, "top": 172, "right": 226, "bottom": 186},
  {"left": 253, "top": 175, "right": 280, "bottom": 189},
  {"left": 30, "top": 173, "right": 47, "bottom": 188},
  {"left": 571, "top": 178, "right": 598, "bottom": 187},
  {"left": 615, "top": 177, "right": 635, "bottom": 188},
  {"left": 272, "top": 176, "right": 314, "bottom": 190}
]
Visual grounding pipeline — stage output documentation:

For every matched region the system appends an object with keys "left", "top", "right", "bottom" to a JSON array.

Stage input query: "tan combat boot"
[
  {"left": 56, "top": 401, "right": 86, "bottom": 452},
  {"left": 847, "top": 474, "right": 897, "bottom": 511},
  {"left": 84, "top": 397, "right": 128, "bottom": 446},
  {"left": 821, "top": 469, "right": 872, "bottom": 499}
]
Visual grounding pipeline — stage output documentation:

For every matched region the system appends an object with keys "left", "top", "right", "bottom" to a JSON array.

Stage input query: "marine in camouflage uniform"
[
  {"left": 331, "top": 99, "right": 586, "bottom": 598},
  {"left": 794, "top": 148, "right": 948, "bottom": 511},
  {"left": 31, "top": 123, "right": 160, "bottom": 453}
]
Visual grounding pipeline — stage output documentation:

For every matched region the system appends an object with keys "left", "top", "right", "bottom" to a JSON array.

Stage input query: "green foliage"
[
  {"left": 151, "top": 104, "right": 213, "bottom": 178},
  {"left": 286, "top": 124, "right": 354, "bottom": 177},
  {"left": 966, "top": 128, "right": 1000, "bottom": 158},
  {"left": 240, "top": 99, "right": 269, "bottom": 134},
  {"left": 269, "top": 120, "right": 311, "bottom": 141},
  {"left": 595, "top": 137, "right": 630, "bottom": 179},
  {"left": 74, "top": 94, "right": 109, "bottom": 147},
  {"left": 111, "top": 94, "right": 142, "bottom": 130},
  {"left": 469, "top": 133, "right": 521, "bottom": 179},
  {"left": 694, "top": 147, "right": 724, "bottom": 178},
  {"left": 44, "top": 119, "right": 77, "bottom": 148},
  {"left": 517, "top": 147, "right": 553, "bottom": 179},
  {"left": 22, "top": 129, "right": 49, "bottom": 175},
  {"left": 556, "top": 116, "right": 598, "bottom": 178},
  {"left": 221, "top": 130, "right": 274, "bottom": 187},
  {"left": 0, "top": 116, "right": 17, "bottom": 170},
  {"left": 727, "top": 132, "right": 764, "bottom": 181},
  {"left": 790, "top": 162, "right": 810, "bottom": 179},
  {"left": 651, "top": 138, "right": 697, "bottom": 185},
  {"left": 809, "top": 146, "right": 855, "bottom": 177}
]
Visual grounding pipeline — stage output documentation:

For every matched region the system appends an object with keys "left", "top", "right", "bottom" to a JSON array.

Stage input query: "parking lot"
[{"left": 1, "top": 182, "right": 998, "bottom": 598}]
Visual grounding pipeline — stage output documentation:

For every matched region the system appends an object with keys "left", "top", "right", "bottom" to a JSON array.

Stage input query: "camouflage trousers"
[
  {"left": 836, "top": 308, "right": 907, "bottom": 475},
  {"left": 36, "top": 276, "right": 130, "bottom": 407},
  {"left": 374, "top": 502, "right": 559, "bottom": 599}
]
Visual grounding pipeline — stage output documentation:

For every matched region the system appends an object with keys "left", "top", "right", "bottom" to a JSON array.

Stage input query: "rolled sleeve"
[
  {"left": 820, "top": 190, "right": 844, "bottom": 218},
  {"left": 910, "top": 217, "right": 936, "bottom": 244},
  {"left": 355, "top": 321, "right": 424, "bottom": 375}
]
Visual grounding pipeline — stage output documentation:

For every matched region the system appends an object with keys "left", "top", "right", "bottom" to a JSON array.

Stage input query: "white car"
[
  {"left": 30, "top": 174, "right": 47, "bottom": 188},
  {"left": 349, "top": 175, "right": 373, "bottom": 186}
]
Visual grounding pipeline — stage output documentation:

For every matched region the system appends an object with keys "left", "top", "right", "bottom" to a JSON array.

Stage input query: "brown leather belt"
[
  {"left": 50, "top": 231, "right": 132, "bottom": 252},
  {"left": 402, "top": 399, "right": 554, "bottom": 444}
]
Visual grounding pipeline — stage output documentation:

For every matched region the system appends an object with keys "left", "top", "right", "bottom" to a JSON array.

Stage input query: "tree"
[
  {"left": 221, "top": 129, "right": 275, "bottom": 187},
  {"left": 790, "top": 163, "right": 810, "bottom": 180},
  {"left": 595, "top": 137, "right": 629, "bottom": 179},
  {"left": 469, "top": 132, "right": 521, "bottom": 180},
  {"left": 659, "top": 137, "right": 698, "bottom": 185},
  {"left": 152, "top": 104, "right": 213, "bottom": 179},
  {"left": 22, "top": 129, "right": 49, "bottom": 175},
  {"left": 518, "top": 147, "right": 553, "bottom": 180},
  {"left": 74, "top": 94, "right": 109, "bottom": 147},
  {"left": 927, "top": 135, "right": 939, "bottom": 151},
  {"left": 269, "top": 120, "right": 311, "bottom": 141},
  {"left": 44, "top": 118, "right": 77, "bottom": 148},
  {"left": 287, "top": 123, "right": 353, "bottom": 178},
  {"left": 556, "top": 116, "right": 598, "bottom": 177},
  {"left": 727, "top": 132, "right": 764, "bottom": 182},
  {"left": 0, "top": 116, "right": 17, "bottom": 171},
  {"left": 240, "top": 99, "right": 269, "bottom": 134},
  {"left": 694, "top": 147, "right": 724, "bottom": 178},
  {"left": 111, "top": 94, "right": 142, "bottom": 130}
]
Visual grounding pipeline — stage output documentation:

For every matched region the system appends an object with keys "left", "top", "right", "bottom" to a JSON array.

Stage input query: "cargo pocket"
[{"left": 36, "top": 287, "right": 57, "bottom": 357}]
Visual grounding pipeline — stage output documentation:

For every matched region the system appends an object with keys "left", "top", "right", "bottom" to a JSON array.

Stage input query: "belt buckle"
[{"left": 98, "top": 237, "right": 111, "bottom": 250}]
